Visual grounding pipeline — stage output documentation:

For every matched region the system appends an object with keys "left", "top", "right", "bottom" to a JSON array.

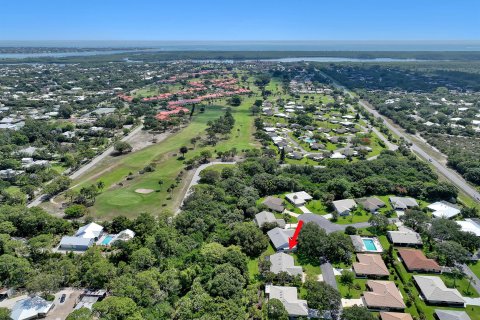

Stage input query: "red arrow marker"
[{"left": 288, "top": 220, "right": 304, "bottom": 249}]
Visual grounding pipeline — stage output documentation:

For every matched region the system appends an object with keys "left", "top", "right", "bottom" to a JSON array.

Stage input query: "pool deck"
[{"left": 350, "top": 235, "right": 383, "bottom": 253}]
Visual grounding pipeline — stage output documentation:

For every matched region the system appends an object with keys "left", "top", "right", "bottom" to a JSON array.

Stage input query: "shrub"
[{"left": 64, "top": 204, "right": 87, "bottom": 218}]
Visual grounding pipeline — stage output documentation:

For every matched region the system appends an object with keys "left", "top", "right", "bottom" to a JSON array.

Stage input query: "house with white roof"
[
  {"left": 456, "top": 218, "right": 480, "bottom": 237},
  {"left": 75, "top": 222, "right": 104, "bottom": 239},
  {"left": 265, "top": 285, "right": 309, "bottom": 317},
  {"left": 427, "top": 201, "right": 461, "bottom": 219},
  {"left": 58, "top": 222, "right": 104, "bottom": 252},
  {"left": 11, "top": 296, "right": 54, "bottom": 320},
  {"left": 285, "top": 191, "right": 312, "bottom": 207}
]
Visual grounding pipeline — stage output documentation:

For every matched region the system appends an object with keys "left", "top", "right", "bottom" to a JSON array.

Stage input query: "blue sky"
[{"left": 1, "top": 0, "right": 478, "bottom": 40}]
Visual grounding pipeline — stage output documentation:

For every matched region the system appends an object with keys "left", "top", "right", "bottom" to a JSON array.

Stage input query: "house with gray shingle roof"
[
  {"left": 267, "top": 227, "right": 295, "bottom": 251},
  {"left": 357, "top": 197, "right": 386, "bottom": 213},
  {"left": 389, "top": 197, "right": 418, "bottom": 210},
  {"left": 434, "top": 310, "right": 471, "bottom": 320},
  {"left": 268, "top": 252, "right": 303, "bottom": 277},
  {"left": 254, "top": 211, "right": 285, "bottom": 229},
  {"left": 332, "top": 199, "right": 356, "bottom": 216},
  {"left": 262, "top": 196, "right": 285, "bottom": 212},
  {"left": 413, "top": 276, "right": 464, "bottom": 306},
  {"left": 265, "top": 285, "right": 309, "bottom": 317}
]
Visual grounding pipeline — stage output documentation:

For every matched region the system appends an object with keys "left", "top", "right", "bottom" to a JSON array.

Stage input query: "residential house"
[
  {"left": 268, "top": 252, "right": 303, "bottom": 277},
  {"left": 357, "top": 197, "right": 386, "bottom": 213},
  {"left": 363, "top": 280, "right": 406, "bottom": 310},
  {"left": 285, "top": 191, "right": 312, "bottom": 207},
  {"left": 75, "top": 222, "right": 103, "bottom": 239},
  {"left": 380, "top": 312, "right": 414, "bottom": 320},
  {"left": 332, "top": 199, "right": 357, "bottom": 216},
  {"left": 457, "top": 218, "right": 480, "bottom": 236},
  {"left": 59, "top": 222, "right": 104, "bottom": 251},
  {"left": 75, "top": 290, "right": 107, "bottom": 310},
  {"left": 434, "top": 310, "right": 471, "bottom": 320},
  {"left": 267, "top": 227, "right": 295, "bottom": 251},
  {"left": 11, "top": 296, "right": 54, "bottom": 320},
  {"left": 387, "top": 226, "right": 423, "bottom": 247},
  {"left": 353, "top": 254, "right": 389, "bottom": 278},
  {"left": 397, "top": 249, "right": 441, "bottom": 273},
  {"left": 59, "top": 236, "right": 94, "bottom": 251},
  {"left": 389, "top": 197, "right": 418, "bottom": 211},
  {"left": 413, "top": 275, "right": 464, "bottom": 306},
  {"left": 265, "top": 285, "right": 309, "bottom": 317},
  {"left": 254, "top": 211, "right": 286, "bottom": 229},
  {"left": 428, "top": 201, "right": 461, "bottom": 219},
  {"left": 262, "top": 196, "right": 285, "bottom": 212}
]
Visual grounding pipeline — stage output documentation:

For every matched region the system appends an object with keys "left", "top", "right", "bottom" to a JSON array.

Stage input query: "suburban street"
[
  {"left": 27, "top": 124, "right": 144, "bottom": 208},
  {"left": 319, "top": 71, "right": 480, "bottom": 205}
]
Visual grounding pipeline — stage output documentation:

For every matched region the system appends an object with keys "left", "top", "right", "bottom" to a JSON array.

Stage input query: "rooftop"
[
  {"left": 364, "top": 280, "right": 406, "bottom": 309},
  {"left": 269, "top": 252, "right": 303, "bottom": 276},
  {"left": 353, "top": 254, "right": 389, "bottom": 277},
  {"left": 413, "top": 275, "right": 464, "bottom": 305},
  {"left": 266, "top": 285, "right": 309, "bottom": 317},
  {"left": 397, "top": 249, "right": 441, "bottom": 272},
  {"left": 380, "top": 312, "right": 414, "bottom": 320}
]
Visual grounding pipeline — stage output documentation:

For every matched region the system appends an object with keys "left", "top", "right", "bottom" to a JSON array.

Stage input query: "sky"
[{"left": 0, "top": 0, "right": 479, "bottom": 41}]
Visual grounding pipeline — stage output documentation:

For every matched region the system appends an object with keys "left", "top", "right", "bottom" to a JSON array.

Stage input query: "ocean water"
[{"left": 0, "top": 40, "right": 479, "bottom": 59}]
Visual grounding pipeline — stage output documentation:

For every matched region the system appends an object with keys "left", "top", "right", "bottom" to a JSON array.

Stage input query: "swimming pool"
[
  {"left": 304, "top": 138, "right": 315, "bottom": 143},
  {"left": 101, "top": 235, "right": 114, "bottom": 245},
  {"left": 363, "top": 238, "right": 377, "bottom": 251}
]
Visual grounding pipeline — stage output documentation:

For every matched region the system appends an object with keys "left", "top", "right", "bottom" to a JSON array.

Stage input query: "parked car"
[{"left": 60, "top": 294, "right": 66, "bottom": 303}]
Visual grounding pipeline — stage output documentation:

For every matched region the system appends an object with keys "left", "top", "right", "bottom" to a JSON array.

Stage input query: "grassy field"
[
  {"left": 337, "top": 277, "right": 367, "bottom": 299},
  {"left": 74, "top": 92, "right": 259, "bottom": 219},
  {"left": 292, "top": 253, "right": 322, "bottom": 280}
]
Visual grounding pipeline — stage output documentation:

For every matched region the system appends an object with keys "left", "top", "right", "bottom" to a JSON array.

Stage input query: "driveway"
[
  {"left": 45, "top": 288, "right": 82, "bottom": 320},
  {"left": 320, "top": 262, "right": 338, "bottom": 290}
]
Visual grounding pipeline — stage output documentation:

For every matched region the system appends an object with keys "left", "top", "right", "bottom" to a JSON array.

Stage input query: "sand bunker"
[{"left": 135, "top": 188, "right": 154, "bottom": 194}]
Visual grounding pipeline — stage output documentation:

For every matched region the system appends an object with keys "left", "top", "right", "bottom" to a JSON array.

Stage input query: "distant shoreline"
[{"left": 1, "top": 49, "right": 480, "bottom": 64}]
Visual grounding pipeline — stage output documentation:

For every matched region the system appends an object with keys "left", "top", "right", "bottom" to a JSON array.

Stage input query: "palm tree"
[
  {"left": 466, "top": 275, "right": 476, "bottom": 295},
  {"left": 451, "top": 268, "right": 464, "bottom": 288}
]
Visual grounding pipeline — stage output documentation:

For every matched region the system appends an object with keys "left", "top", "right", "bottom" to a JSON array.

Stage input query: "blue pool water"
[
  {"left": 101, "top": 236, "right": 114, "bottom": 245},
  {"left": 363, "top": 238, "right": 377, "bottom": 251},
  {"left": 304, "top": 138, "right": 315, "bottom": 143}
]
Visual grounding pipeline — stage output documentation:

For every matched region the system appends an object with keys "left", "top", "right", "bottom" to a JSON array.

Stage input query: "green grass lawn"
[
  {"left": 75, "top": 94, "right": 260, "bottom": 219},
  {"left": 305, "top": 200, "right": 329, "bottom": 215},
  {"left": 440, "top": 273, "right": 479, "bottom": 297},
  {"left": 335, "top": 210, "right": 372, "bottom": 225},
  {"left": 467, "top": 261, "right": 480, "bottom": 281},
  {"left": 336, "top": 277, "right": 367, "bottom": 299},
  {"left": 292, "top": 253, "right": 321, "bottom": 281}
]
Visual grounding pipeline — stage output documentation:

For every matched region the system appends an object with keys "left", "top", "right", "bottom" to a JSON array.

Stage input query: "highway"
[{"left": 319, "top": 71, "right": 480, "bottom": 204}]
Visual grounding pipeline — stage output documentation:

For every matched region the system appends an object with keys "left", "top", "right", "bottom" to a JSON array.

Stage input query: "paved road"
[
  {"left": 462, "top": 264, "right": 480, "bottom": 296},
  {"left": 320, "top": 262, "right": 338, "bottom": 290},
  {"left": 27, "top": 124, "right": 144, "bottom": 208},
  {"left": 319, "top": 71, "right": 480, "bottom": 204},
  {"left": 70, "top": 124, "right": 144, "bottom": 180}
]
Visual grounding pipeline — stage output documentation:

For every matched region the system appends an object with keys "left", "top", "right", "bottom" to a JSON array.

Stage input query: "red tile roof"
[{"left": 397, "top": 249, "right": 441, "bottom": 272}]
